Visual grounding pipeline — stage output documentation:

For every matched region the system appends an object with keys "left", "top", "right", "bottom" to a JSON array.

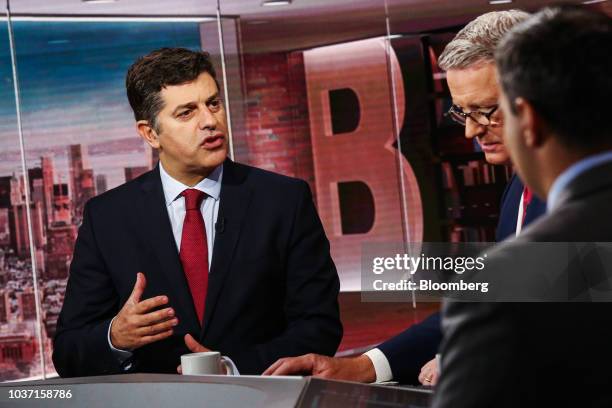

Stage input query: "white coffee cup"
[{"left": 180, "top": 351, "right": 236, "bottom": 376}]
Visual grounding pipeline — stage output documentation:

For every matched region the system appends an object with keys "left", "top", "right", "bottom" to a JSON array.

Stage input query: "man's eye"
[
  {"left": 178, "top": 110, "right": 193, "bottom": 117},
  {"left": 209, "top": 99, "right": 221, "bottom": 109}
]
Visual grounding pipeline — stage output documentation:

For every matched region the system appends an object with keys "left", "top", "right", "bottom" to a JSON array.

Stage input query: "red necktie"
[
  {"left": 179, "top": 189, "right": 209, "bottom": 325},
  {"left": 521, "top": 186, "right": 533, "bottom": 226}
]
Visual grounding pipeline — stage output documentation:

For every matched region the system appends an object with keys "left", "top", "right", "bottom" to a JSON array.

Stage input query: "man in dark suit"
[
  {"left": 52, "top": 48, "right": 342, "bottom": 377},
  {"left": 433, "top": 7, "right": 612, "bottom": 407},
  {"left": 264, "top": 10, "right": 546, "bottom": 385}
]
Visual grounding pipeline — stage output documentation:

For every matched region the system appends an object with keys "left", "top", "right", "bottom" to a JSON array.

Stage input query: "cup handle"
[{"left": 220, "top": 356, "right": 236, "bottom": 376}]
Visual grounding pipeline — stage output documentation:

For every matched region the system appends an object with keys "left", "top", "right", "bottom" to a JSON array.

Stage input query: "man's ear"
[
  {"left": 136, "top": 120, "right": 160, "bottom": 149},
  {"left": 514, "top": 97, "right": 546, "bottom": 148}
]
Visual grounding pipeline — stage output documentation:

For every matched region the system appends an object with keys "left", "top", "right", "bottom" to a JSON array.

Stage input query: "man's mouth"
[
  {"left": 479, "top": 141, "right": 502, "bottom": 153},
  {"left": 201, "top": 134, "right": 225, "bottom": 150}
]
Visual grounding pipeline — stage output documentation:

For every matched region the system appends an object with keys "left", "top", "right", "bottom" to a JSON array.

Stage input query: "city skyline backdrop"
[{"left": 0, "top": 21, "right": 202, "bottom": 189}]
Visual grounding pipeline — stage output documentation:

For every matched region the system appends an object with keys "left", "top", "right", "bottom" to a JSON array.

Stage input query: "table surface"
[{"left": 1, "top": 373, "right": 433, "bottom": 408}]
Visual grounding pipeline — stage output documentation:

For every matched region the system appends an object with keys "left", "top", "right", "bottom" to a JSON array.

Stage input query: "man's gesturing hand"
[
  {"left": 110, "top": 272, "right": 178, "bottom": 350},
  {"left": 263, "top": 354, "right": 376, "bottom": 383}
]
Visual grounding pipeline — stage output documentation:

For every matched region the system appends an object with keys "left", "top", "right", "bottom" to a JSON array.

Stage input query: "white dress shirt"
[{"left": 108, "top": 162, "right": 232, "bottom": 371}]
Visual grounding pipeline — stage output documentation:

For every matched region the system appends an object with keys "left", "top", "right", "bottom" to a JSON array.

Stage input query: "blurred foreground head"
[{"left": 496, "top": 6, "right": 612, "bottom": 198}]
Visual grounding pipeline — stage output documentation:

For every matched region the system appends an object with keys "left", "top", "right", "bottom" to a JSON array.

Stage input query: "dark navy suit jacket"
[
  {"left": 378, "top": 173, "right": 546, "bottom": 384},
  {"left": 53, "top": 159, "right": 342, "bottom": 377}
]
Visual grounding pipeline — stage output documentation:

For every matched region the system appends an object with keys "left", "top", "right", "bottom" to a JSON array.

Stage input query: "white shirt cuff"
[
  {"left": 364, "top": 348, "right": 393, "bottom": 383},
  {"left": 108, "top": 316, "right": 133, "bottom": 368}
]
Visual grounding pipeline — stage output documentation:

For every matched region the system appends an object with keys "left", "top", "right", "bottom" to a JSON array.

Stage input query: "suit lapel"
[
  {"left": 138, "top": 166, "right": 200, "bottom": 332},
  {"left": 201, "top": 159, "right": 252, "bottom": 338}
]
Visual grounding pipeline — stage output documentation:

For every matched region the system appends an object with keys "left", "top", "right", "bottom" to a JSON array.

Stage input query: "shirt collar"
[
  {"left": 547, "top": 150, "right": 612, "bottom": 212},
  {"left": 159, "top": 161, "right": 223, "bottom": 206}
]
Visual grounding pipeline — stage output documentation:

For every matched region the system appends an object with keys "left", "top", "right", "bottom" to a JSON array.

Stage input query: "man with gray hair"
[
  {"left": 264, "top": 9, "right": 546, "bottom": 385},
  {"left": 439, "top": 10, "right": 546, "bottom": 244}
]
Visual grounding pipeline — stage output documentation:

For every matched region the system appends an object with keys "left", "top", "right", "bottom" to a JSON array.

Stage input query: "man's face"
[
  {"left": 446, "top": 62, "right": 509, "bottom": 165},
  {"left": 154, "top": 72, "right": 228, "bottom": 176}
]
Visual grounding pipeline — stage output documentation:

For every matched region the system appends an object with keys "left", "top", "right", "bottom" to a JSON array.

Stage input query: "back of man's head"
[
  {"left": 495, "top": 6, "right": 612, "bottom": 150},
  {"left": 438, "top": 10, "right": 530, "bottom": 70}
]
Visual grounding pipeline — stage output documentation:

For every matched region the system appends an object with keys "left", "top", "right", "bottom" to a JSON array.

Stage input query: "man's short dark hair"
[
  {"left": 126, "top": 47, "right": 218, "bottom": 131},
  {"left": 495, "top": 6, "right": 612, "bottom": 150}
]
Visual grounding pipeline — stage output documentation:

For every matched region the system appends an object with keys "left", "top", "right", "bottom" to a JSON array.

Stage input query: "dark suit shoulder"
[
  {"left": 520, "top": 187, "right": 612, "bottom": 242},
  {"left": 232, "top": 161, "right": 306, "bottom": 187},
  {"left": 84, "top": 169, "right": 154, "bottom": 214},
  {"left": 229, "top": 162, "right": 310, "bottom": 203}
]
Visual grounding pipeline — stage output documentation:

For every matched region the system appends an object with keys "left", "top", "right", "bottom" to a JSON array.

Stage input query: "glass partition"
[
  {"left": 1, "top": 0, "right": 45, "bottom": 381},
  {"left": 3, "top": 2, "right": 224, "bottom": 380},
  {"left": 217, "top": 0, "right": 425, "bottom": 354}
]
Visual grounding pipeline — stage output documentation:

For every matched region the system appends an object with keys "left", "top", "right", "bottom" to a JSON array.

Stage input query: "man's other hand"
[
  {"left": 263, "top": 353, "right": 376, "bottom": 383},
  {"left": 418, "top": 358, "right": 439, "bottom": 386},
  {"left": 110, "top": 272, "right": 178, "bottom": 350}
]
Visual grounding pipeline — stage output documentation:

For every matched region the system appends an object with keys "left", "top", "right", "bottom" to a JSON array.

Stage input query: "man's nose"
[
  {"left": 464, "top": 118, "right": 486, "bottom": 140},
  {"left": 198, "top": 106, "right": 218, "bottom": 130}
]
